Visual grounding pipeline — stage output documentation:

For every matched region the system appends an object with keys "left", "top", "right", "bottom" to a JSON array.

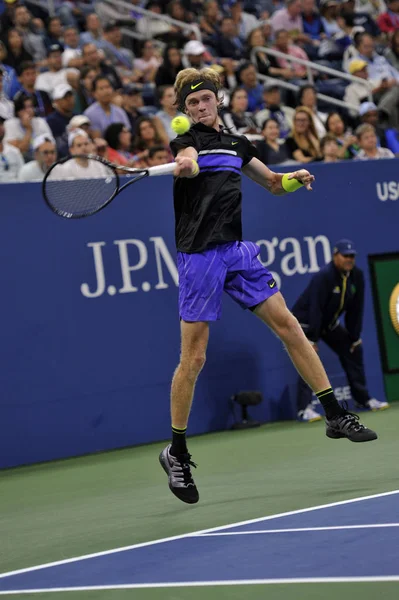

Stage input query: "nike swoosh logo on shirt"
[
  {"left": 232, "top": 141, "right": 239, "bottom": 145},
  {"left": 191, "top": 82, "right": 203, "bottom": 90},
  {"left": 270, "top": 281, "right": 276, "bottom": 288}
]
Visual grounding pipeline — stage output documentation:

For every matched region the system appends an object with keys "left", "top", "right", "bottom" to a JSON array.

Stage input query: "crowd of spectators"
[{"left": 0, "top": 0, "right": 398, "bottom": 182}]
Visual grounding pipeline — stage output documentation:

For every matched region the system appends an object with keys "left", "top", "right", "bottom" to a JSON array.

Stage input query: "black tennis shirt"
[{"left": 170, "top": 123, "right": 258, "bottom": 253}]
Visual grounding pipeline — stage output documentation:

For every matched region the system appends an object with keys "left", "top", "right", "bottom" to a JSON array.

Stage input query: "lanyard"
[
  {"left": 333, "top": 274, "right": 348, "bottom": 324},
  {"left": 0, "top": 154, "right": 9, "bottom": 171},
  {"left": 34, "top": 91, "right": 45, "bottom": 117}
]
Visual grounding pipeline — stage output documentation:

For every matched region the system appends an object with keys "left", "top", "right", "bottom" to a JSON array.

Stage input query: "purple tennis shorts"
[{"left": 177, "top": 241, "right": 279, "bottom": 322}]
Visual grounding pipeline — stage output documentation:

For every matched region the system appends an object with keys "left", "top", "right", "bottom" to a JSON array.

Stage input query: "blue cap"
[
  {"left": 47, "top": 43, "right": 63, "bottom": 56},
  {"left": 121, "top": 84, "right": 141, "bottom": 95},
  {"left": 333, "top": 239, "right": 357, "bottom": 255}
]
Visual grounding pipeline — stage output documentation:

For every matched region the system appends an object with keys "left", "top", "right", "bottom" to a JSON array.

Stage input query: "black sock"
[
  {"left": 316, "top": 387, "right": 345, "bottom": 419},
  {"left": 170, "top": 426, "right": 188, "bottom": 456}
]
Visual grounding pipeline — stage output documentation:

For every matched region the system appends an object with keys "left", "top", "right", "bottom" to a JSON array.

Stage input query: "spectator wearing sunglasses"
[{"left": 19, "top": 134, "right": 57, "bottom": 181}]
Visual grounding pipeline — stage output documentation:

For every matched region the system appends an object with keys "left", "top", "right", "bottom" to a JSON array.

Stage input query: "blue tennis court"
[{"left": 1, "top": 490, "right": 398, "bottom": 595}]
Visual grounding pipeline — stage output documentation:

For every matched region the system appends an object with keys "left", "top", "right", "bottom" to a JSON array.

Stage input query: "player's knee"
[
  {"left": 190, "top": 353, "right": 206, "bottom": 375},
  {"left": 275, "top": 311, "right": 302, "bottom": 343},
  {"left": 181, "top": 353, "right": 206, "bottom": 377}
]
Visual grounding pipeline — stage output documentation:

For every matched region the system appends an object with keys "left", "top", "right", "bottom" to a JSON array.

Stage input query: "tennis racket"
[{"left": 42, "top": 154, "right": 176, "bottom": 219}]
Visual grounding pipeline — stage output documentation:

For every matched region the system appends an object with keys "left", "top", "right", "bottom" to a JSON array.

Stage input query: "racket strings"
[{"left": 44, "top": 158, "right": 118, "bottom": 218}]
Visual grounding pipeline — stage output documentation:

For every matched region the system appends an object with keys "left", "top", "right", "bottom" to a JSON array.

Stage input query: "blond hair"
[
  {"left": 291, "top": 106, "right": 321, "bottom": 159},
  {"left": 174, "top": 67, "right": 223, "bottom": 111}
]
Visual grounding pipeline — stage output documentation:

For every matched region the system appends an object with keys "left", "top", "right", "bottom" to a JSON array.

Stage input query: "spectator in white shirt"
[
  {"left": 19, "top": 134, "right": 57, "bottom": 181},
  {"left": 4, "top": 93, "right": 52, "bottom": 161},
  {"left": 0, "top": 108, "right": 24, "bottom": 182},
  {"left": 62, "top": 26, "right": 83, "bottom": 69},
  {"left": 35, "top": 44, "right": 77, "bottom": 95},
  {"left": 354, "top": 123, "right": 395, "bottom": 159},
  {"left": 51, "top": 129, "right": 109, "bottom": 180},
  {"left": 155, "top": 85, "right": 184, "bottom": 141},
  {"left": 68, "top": 128, "right": 93, "bottom": 156}
]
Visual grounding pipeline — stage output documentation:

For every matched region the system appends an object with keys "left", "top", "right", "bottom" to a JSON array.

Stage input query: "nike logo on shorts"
[
  {"left": 232, "top": 141, "right": 239, "bottom": 145},
  {"left": 269, "top": 280, "right": 276, "bottom": 288}
]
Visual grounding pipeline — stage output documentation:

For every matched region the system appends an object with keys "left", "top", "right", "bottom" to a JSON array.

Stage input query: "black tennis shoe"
[
  {"left": 325, "top": 410, "right": 377, "bottom": 442},
  {"left": 159, "top": 444, "right": 199, "bottom": 504}
]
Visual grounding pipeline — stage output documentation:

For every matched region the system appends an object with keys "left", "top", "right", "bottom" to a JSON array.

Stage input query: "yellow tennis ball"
[
  {"left": 171, "top": 116, "right": 191, "bottom": 135},
  {"left": 281, "top": 173, "right": 304, "bottom": 192}
]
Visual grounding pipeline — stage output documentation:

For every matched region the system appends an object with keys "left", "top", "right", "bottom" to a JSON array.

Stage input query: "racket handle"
[{"left": 147, "top": 163, "right": 176, "bottom": 177}]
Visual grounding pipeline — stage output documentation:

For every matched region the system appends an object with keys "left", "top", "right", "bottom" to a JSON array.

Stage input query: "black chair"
[{"left": 231, "top": 391, "right": 263, "bottom": 430}]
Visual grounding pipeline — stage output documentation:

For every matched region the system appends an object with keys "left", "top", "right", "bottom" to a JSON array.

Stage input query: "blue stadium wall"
[{"left": 1, "top": 160, "right": 398, "bottom": 468}]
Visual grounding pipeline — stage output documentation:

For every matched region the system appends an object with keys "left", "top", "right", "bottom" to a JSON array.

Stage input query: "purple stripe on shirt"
[
  {"left": 199, "top": 166, "right": 241, "bottom": 175},
  {"left": 198, "top": 154, "right": 243, "bottom": 169}
]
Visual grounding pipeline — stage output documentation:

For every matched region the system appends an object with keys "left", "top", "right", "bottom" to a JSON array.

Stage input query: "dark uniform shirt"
[
  {"left": 46, "top": 110, "right": 72, "bottom": 158},
  {"left": 170, "top": 122, "right": 258, "bottom": 253},
  {"left": 291, "top": 262, "right": 365, "bottom": 343}
]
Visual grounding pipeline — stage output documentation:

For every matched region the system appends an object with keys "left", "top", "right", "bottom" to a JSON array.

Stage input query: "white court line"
[
  {"left": 1, "top": 576, "right": 399, "bottom": 595},
  {"left": 0, "top": 489, "right": 398, "bottom": 583},
  {"left": 198, "top": 523, "right": 399, "bottom": 536}
]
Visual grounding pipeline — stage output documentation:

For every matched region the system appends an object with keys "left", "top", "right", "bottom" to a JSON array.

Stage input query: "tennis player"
[{"left": 159, "top": 68, "right": 377, "bottom": 505}]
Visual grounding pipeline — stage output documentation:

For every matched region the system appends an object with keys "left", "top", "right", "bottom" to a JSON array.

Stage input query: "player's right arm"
[{"left": 174, "top": 147, "right": 199, "bottom": 178}]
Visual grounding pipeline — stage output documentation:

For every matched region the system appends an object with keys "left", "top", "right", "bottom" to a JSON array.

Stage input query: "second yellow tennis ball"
[
  {"left": 171, "top": 116, "right": 191, "bottom": 135},
  {"left": 281, "top": 173, "right": 304, "bottom": 192}
]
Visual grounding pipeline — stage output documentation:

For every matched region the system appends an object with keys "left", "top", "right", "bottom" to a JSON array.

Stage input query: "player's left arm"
[{"left": 242, "top": 157, "right": 315, "bottom": 196}]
